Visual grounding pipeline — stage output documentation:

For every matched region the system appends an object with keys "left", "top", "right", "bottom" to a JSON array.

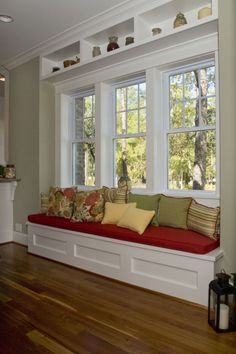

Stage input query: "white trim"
[
  {"left": 54, "top": 34, "right": 219, "bottom": 201},
  {"left": 0, "top": 66, "right": 9, "bottom": 163},
  {"left": 13, "top": 232, "right": 28, "bottom": 246},
  {"left": 28, "top": 221, "right": 224, "bottom": 306},
  {"left": 55, "top": 33, "right": 218, "bottom": 92}
]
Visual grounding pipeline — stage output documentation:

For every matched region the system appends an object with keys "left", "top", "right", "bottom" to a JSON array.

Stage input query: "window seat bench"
[{"left": 27, "top": 214, "right": 223, "bottom": 306}]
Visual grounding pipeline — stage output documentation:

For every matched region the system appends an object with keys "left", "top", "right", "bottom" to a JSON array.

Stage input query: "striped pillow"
[
  {"left": 103, "top": 186, "right": 128, "bottom": 204},
  {"left": 187, "top": 200, "right": 220, "bottom": 239}
]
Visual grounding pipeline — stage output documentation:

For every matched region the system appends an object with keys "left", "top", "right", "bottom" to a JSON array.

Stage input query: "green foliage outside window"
[
  {"left": 168, "top": 65, "right": 216, "bottom": 191},
  {"left": 73, "top": 94, "right": 95, "bottom": 186},
  {"left": 115, "top": 82, "right": 146, "bottom": 188}
]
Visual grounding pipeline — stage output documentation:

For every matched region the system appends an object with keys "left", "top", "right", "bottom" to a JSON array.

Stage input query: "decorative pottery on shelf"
[
  {"left": 92, "top": 46, "right": 101, "bottom": 57},
  {"left": 107, "top": 36, "right": 119, "bottom": 52},
  {"left": 173, "top": 12, "right": 187, "bottom": 28},
  {"left": 52, "top": 67, "right": 60, "bottom": 73},
  {"left": 152, "top": 27, "right": 162, "bottom": 35},
  {"left": 198, "top": 7, "right": 212, "bottom": 20},
  {"left": 125, "top": 36, "right": 134, "bottom": 45},
  {"left": 4, "top": 164, "right": 16, "bottom": 179},
  {"left": 63, "top": 60, "right": 76, "bottom": 67},
  {"left": 63, "top": 56, "right": 80, "bottom": 68}
]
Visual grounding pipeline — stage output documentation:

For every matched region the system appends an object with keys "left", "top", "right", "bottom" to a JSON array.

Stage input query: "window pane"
[
  {"left": 139, "top": 108, "right": 146, "bottom": 133},
  {"left": 116, "top": 87, "right": 126, "bottom": 112},
  {"left": 168, "top": 130, "right": 216, "bottom": 191},
  {"left": 73, "top": 142, "right": 95, "bottom": 186},
  {"left": 200, "top": 66, "right": 215, "bottom": 96},
  {"left": 127, "top": 111, "right": 138, "bottom": 134},
  {"left": 84, "top": 118, "right": 95, "bottom": 138},
  {"left": 139, "top": 82, "right": 146, "bottom": 108},
  {"left": 184, "top": 71, "right": 198, "bottom": 99},
  {"left": 185, "top": 99, "right": 199, "bottom": 127},
  {"left": 170, "top": 101, "right": 183, "bottom": 128},
  {"left": 116, "top": 112, "right": 126, "bottom": 135},
  {"left": 127, "top": 85, "right": 138, "bottom": 110},
  {"left": 74, "top": 97, "right": 84, "bottom": 139},
  {"left": 84, "top": 96, "right": 93, "bottom": 117},
  {"left": 201, "top": 97, "right": 216, "bottom": 126},
  {"left": 169, "top": 74, "right": 183, "bottom": 101},
  {"left": 115, "top": 137, "right": 146, "bottom": 188}
]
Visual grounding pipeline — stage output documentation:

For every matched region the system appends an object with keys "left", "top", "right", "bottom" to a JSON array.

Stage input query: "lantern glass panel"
[
  {"left": 229, "top": 294, "right": 236, "bottom": 328},
  {"left": 209, "top": 290, "right": 236, "bottom": 332}
]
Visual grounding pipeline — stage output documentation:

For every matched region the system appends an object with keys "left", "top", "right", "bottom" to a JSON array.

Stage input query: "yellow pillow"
[
  {"left": 117, "top": 208, "right": 155, "bottom": 235},
  {"left": 101, "top": 202, "right": 136, "bottom": 225}
]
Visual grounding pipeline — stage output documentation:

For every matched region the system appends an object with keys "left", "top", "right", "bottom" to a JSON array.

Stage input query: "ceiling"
[{"left": 0, "top": 0, "right": 131, "bottom": 67}]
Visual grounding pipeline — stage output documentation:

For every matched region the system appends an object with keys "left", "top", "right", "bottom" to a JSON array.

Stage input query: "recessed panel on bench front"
[
  {"left": 131, "top": 257, "right": 198, "bottom": 289},
  {"left": 74, "top": 243, "right": 121, "bottom": 269},
  {"left": 33, "top": 233, "right": 67, "bottom": 255}
]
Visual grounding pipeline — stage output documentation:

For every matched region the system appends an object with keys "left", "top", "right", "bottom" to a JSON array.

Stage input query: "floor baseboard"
[{"left": 13, "top": 231, "right": 28, "bottom": 246}]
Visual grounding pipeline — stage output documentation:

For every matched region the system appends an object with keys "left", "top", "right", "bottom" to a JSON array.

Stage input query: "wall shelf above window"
[{"left": 40, "top": 0, "right": 217, "bottom": 83}]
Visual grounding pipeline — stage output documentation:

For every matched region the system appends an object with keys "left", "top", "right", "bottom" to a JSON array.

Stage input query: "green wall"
[
  {"left": 9, "top": 58, "right": 54, "bottom": 233},
  {"left": 39, "top": 81, "right": 55, "bottom": 193},
  {"left": 219, "top": 0, "right": 236, "bottom": 272}
]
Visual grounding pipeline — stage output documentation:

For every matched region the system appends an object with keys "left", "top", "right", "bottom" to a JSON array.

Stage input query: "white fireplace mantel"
[{"left": 0, "top": 178, "right": 20, "bottom": 243}]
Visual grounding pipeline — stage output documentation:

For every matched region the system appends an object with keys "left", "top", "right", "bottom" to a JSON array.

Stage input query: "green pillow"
[
  {"left": 158, "top": 195, "right": 192, "bottom": 229},
  {"left": 128, "top": 193, "right": 161, "bottom": 226}
]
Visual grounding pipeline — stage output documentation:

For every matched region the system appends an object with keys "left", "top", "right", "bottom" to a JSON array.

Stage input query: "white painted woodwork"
[
  {"left": 0, "top": 180, "right": 18, "bottom": 243},
  {"left": 27, "top": 221, "right": 223, "bottom": 306},
  {"left": 39, "top": 0, "right": 218, "bottom": 82},
  {"left": 54, "top": 32, "right": 219, "bottom": 204}
]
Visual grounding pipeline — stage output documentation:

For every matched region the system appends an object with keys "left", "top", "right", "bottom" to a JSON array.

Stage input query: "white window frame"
[
  {"left": 112, "top": 76, "right": 147, "bottom": 188},
  {"left": 162, "top": 59, "right": 219, "bottom": 198},
  {"left": 70, "top": 89, "right": 96, "bottom": 188}
]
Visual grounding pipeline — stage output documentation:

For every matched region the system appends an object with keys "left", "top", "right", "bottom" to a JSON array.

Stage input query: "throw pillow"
[
  {"left": 117, "top": 208, "right": 155, "bottom": 235},
  {"left": 158, "top": 195, "right": 192, "bottom": 229},
  {"left": 103, "top": 186, "right": 128, "bottom": 204},
  {"left": 187, "top": 200, "right": 220, "bottom": 239},
  {"left": 40, "top": 192, "right": 50, "bottom": 214},
  {"left": 128, "top": 193, "right": 161, "bottom": 226},
  {"left": 101, "top": 202, "right": 136, "bottom": 225},
  {"left": 47, "top": 187, "right": 76, "bottom": 219},
  {"left": 72, "top": 189, "right": 104, "bottom": 223}
]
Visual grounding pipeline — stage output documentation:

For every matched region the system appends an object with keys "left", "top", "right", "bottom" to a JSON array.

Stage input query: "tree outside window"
[
  {"left": 72, "top": 93, "right": 95, "bottom": 186},
  {"left": 168, "top": 65, "right": 216, "bottom": 191},
  {"left": 114, "top": 81, "right": 146, "bottom": 188}
]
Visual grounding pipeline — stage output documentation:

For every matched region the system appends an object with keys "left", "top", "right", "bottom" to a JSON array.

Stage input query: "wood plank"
[
  {"left": 0, "top": 243, "right": 235, "bottom": 354},
  {"left": 27, "top": 330, "right": 74, "bottom": 354}
]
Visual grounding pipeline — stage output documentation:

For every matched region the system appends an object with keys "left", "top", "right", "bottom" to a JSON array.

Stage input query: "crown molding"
[{"left": 5, "top": 0, "right": 147, "bottom": 70}]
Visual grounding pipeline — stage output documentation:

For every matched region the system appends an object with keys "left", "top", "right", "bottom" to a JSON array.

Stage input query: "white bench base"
[{"left": 27, "top": 222, "right": 224, "bottom": 306}]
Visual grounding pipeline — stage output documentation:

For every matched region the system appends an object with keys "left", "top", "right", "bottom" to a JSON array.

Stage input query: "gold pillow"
[
  {"left": 101, "top": 202, "right": 136, "bottom": 225},
  {"left": 117, "top": 208, "right": 155, "bottom": 235}
]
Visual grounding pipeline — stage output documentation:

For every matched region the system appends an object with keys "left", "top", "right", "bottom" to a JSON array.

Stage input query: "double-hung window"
[
  {"left": 114, "top": 79, "right": 147, "bottom": 188},
  {"left": 72, "top": 92, "right": 96, "bottom": 186},
  {"left": 166, "top": 62, "right": 217, "bottom": 192}
]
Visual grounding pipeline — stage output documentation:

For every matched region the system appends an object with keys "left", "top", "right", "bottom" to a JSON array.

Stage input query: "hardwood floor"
[{"left": 0, "top": 244, "right": 235, "bottom": 354}]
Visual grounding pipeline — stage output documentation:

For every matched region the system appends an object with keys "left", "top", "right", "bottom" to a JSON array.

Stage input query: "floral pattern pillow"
[
  {"left": 47, "top": 187, "right": 76, "bottom": 219},
  {"left": 72, "top": 189, "right": 104, "bottom": 222}
]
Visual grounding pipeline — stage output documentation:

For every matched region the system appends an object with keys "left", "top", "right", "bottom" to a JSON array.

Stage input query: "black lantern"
[{"left": 208, "top": 270, "right": 236, "bottom": 332}]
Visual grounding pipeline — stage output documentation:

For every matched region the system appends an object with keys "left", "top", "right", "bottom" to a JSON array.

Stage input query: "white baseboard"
[{"left": 13, "top": 231, "right": 28, "bottom": 246}]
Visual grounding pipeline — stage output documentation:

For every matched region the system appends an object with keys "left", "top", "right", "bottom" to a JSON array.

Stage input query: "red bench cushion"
[{"left": 28, "top": 214, "right": 219, "bottom": 254}]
